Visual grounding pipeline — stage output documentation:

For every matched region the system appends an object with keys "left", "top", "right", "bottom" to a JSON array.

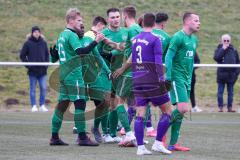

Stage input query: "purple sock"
[
  {"left": 156, "top": 113, "right": 171, "bottom": 141},
  {"left": 128, "top": 106, "right": 136, "bottom": 125},
  {"left": 146, "top": 105, "right": 152, "bottom": 128},
  {"left": 134, "top": 116, "right": 144, "bottom": 146}
]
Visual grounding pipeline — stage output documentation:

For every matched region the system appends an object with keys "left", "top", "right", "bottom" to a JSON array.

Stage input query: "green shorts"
[
  {"left": 58, "top": 80, "right": 86, "bottom": 102},
  {"left": 169, "top": 80, "right": 190, "bottom": 104},
  {"left": 113, "top": 75, "right": 133, "bottom": 98},
  {"left": 87, "top": 72, "right": 111, "bottom": 101}
]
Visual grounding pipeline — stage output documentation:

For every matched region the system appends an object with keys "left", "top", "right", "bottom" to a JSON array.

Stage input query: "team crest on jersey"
[
  {"left": 122, "top": 35, "right": 127, "bottom": 41},
  {"left": 84, "top": 42, "right": 90, "bottom": 47}
]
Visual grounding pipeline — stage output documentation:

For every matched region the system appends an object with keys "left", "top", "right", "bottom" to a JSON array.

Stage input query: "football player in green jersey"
[
  {"left": 85, "top": 16, "right": 107, "bottom": 40},
  {"left": 98, "top": 8, "right": 136, "bottom": 144},
  {"left": 83, "top": 16, "right": 113, "bottom": 143},
  {"left": 50, "top": 8, "right": 105, "bottom": 146},
  {"left": 113, "top": 6, "right": 143, "bottom": 146},
  {"left": 165, "top": 12, "right": 200, "bottom": 151},
  {"left": 152, "top": 12, "right": 171, "bottom": 63}
]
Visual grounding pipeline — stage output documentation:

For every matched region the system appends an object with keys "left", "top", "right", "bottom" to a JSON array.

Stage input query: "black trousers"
[{"left": 190, "top": 80, "right": 196, "bottom": 108}]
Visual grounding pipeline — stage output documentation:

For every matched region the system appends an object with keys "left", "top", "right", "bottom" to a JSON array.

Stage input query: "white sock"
[
  {"left": 147, "top": 127, "right": 154, "bottom": 132},
  {"left": 138, "top": 145, "right": 145, "bottom": 150},
  {"left": 154, "top": 140, "right": 163, "bottom": 146}
]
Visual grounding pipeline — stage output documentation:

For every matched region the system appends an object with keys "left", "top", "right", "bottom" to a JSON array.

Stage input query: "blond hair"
[{"left": 65, "top": 8, "right": 81, "bottom": 23}]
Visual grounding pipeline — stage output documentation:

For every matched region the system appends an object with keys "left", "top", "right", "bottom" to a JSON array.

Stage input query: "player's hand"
[
  {"left": 222, "top": 43, "right": 229, "bottom": 50},
  {"left": 95, "top": 33, "right": 105, "bottom": 43},
  {"left": 116, "top": 42, "right": 126, "bottom": 51},
  {"left": 164, "top": 80, "right": 172, "bottom": 91},
  {"left": 112, "top": 67, "right": 124, "bottom": 79},
  {"left": 50, "top": 44, "right": 59, "bottom": 59}
]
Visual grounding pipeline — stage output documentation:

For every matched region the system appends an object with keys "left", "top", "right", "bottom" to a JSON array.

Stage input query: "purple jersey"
[
  {"left": 132, "top": 31, "right": 168, "bottom": 105},
  {"left": 132, "top": 32, "right": 164, "bottom": 88}
]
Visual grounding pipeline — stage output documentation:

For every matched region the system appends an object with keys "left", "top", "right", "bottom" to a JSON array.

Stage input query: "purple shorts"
[{"left": 135, "top": 93, "right": 170, "bottom": 106}]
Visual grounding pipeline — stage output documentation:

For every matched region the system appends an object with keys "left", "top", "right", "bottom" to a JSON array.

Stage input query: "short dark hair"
[
  {"left": 183, "top": 11, "right": 198, "bottom": 23},
  {"left": 107, "top": 8, "right": 120, "bottom": 16},
  {"left": 137, "top": 15, "right": 144, "bottom": 27},
  {"left": 92, "top": 16, "right": 107, "bottom": 26},
  {"left": 155, "top": 12, "right": 168, "bottom": 23},
  {"left": 123, "top": 6, "right": 136, "bottom": 18},
  {"left": 143, "top": 13, "right": 155, "bottom": 27}
]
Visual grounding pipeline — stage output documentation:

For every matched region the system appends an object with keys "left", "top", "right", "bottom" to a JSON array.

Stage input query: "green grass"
[
  {"left": 0, "top": 111, "right": 240, "bottom": 160},
  {"left": 0, "top": 0, "right": 240, "bottom": 108}
]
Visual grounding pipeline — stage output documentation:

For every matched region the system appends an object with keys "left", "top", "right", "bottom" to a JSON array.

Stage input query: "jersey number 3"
[{"left": 136, "top": 45, "right": 142, "bottom": 64}]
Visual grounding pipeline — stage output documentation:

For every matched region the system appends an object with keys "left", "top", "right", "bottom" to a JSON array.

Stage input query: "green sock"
[
  {"left": 94, "top": 107, "right": 102, "bottom": 129},
  {"left": 116, "top": 105, "right": 131, "bottom": 133},
  {"left": 170, "top": 109, "right": 183, "bottom": 145},
  {"left": 101, "top": 106, "right": 109, "bottom": 135},
  {"left": 109, "top": 110, "right": 118, "bottom": 137},
  {"left": 74, "top": 109, "right": 86, "bottom": 134},
  {"left": 51, "top": 109, "right": 64, "bottom": 133}
]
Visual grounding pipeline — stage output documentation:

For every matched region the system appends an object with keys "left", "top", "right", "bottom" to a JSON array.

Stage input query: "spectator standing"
[
  {"left": 213, "top": 34, "right": 239, "bottom": 112},
  {"left": 20, "top": 26, "right": 49, "bottom": 112}
]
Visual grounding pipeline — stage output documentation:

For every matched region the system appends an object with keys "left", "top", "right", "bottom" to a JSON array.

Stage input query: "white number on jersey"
[
  {"left": 58, "top": 43, "right": 66, "bottom": 62},
  {"left": 136, "top": 45, "right": 142, "bottom": 64}
]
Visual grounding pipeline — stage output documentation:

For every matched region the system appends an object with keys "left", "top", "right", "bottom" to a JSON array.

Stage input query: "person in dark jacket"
[
  {"left": 213, "top": 34, "right": 240, "bottom": 112},
  {"left": 20, "top": 26, "right": 49, "bottom": 112},
  {"left": 191, "top": 53, "right": 202, "bottom": 112}
]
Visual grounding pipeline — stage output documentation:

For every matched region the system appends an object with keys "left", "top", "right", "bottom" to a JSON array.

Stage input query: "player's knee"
[
  {"left": 160, "top": 101, "right": 172, "bottom": 114},
  {"left": 136, "top": 107, "right": 146, "bottom": 117},
  {"left": 177, "top": 102, "right": 189, "bottom": 114},
  {"left": 56, "top": 100, "right": 70, "bottom": 113},
  {"left": 93, "top": 100, "right": 103, "bottom": 107},
  {"left": 74, "top": 99, "right": 86, "bottom": 110}
]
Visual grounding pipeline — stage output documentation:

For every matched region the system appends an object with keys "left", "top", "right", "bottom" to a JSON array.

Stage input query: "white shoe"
[
  {"left": 152, "top": 141, "right": 172, "bottom": 154},
  {"left": 31, "top": 105, "right": 38, "bottom": 112},
  {"left": 39, "top": 105, "right": 48, "bottom": 112},
  {"left": 113, "top": 136, "right": 122, "bottom": 143},
  {"left": 192, "top": 106, "right": 202, "bottom": 113},
  {"left": 118, "top": 131, "right": 136, "bottom": 146},
  {"left": 137, "top": 147, "right": 152, "bottom": 155},
  {"left": 125, "top": 131, "right": 136, "bottom": 141},
  {"left": 102, "top": 134, "right": 114, "bottom": 143}
]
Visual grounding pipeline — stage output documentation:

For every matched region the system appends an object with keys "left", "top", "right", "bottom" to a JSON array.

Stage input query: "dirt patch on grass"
[
  {"left": 0, "top": 85, "right": 5, "bottom": 91},
  {"left": 16, "top": 90, "right": 28, "bottom": 96}
]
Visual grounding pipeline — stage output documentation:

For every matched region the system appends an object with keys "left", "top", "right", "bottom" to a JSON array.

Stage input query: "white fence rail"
[{"left": 0, "top": 62, "right": 240, "bottom": 67}]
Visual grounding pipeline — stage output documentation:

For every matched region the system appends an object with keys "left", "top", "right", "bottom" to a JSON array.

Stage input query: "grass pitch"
[{"left": 0, "top": 111, "right": 240, "bottom": 160}]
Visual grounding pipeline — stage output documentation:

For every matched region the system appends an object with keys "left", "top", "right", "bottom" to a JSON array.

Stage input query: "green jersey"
[
  {"left": 98, "top": 27, "right": 128, "bottom": 71},
  {"left": 167, "top": 30, "right": 198, "bottom": 85},
  {"left": 124, "top": 24, "right": 143, "bottom": 58},
  {"left": 56, "top": 28, "right": 84, "bottom": 82},
  {"left": 123, "top": 23, "right": 142, "bottom": 77},
  {"left": 78, "top": 36, "right": 111, "bottom": 83},
  {"left": 152, "top": 28, "right": 171, "bottom": 63}
]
